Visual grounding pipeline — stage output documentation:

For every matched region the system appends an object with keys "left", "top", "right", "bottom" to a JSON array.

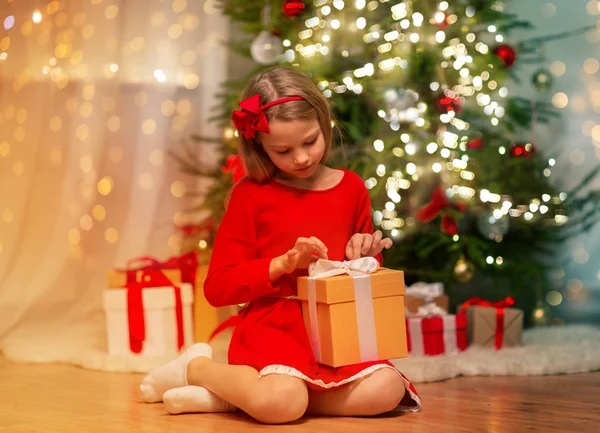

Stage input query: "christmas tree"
[{"left": 172, "top": 0, "right": 600, "bottom": 325}]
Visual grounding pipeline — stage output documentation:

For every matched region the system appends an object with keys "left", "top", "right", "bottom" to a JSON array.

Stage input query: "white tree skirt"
[
  {"left": 3, "top": 322, "right": 600, "bottom": 383},
  {"left": 392, "top": 324, "right": 600, "bottom": 383}
]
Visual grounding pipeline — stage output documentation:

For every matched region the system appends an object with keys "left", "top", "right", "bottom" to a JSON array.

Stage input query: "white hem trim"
[{"left": 258, "top": 363, "right": 421, "bottom": 412}]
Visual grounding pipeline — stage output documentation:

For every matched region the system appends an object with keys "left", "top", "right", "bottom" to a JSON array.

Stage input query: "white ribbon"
[
  {"left": 442, "top": 315, "right": 458, "bottom": 355},
  {"left": 406, "top": 301, "right": 448, "bottom": 318},
  {"left": 306, "top": 257, "right": 380, "bottom": 363},
  {"left": 405, "top": 281, "right": 444, "bottom": 300},
  {"left": 408, "top": 319, "right": 425, "bottom": 357}
]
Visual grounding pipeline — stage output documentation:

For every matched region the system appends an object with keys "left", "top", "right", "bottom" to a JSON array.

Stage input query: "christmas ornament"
[
  {"left": 510, "top": 142, "right": 535, "bottom": 158},
  {"left": 250, "top": 31, "right": 283, "bottom": 65},
  {"left": 453, "top": 257, "right": 475, "bottom": 283},
  {"left": 477, "top": 210, "right": 510, "bottom": 241},
  {"left": 532, "top": 67, "right": 553, "bottom": 92},
  {"left": 436, "top": 90, "right": 463, "bottom": 114},
  {"left": 493, "top": 44, "right": 517, "bottom": 68},
  {"left": 417, "top": 186, "right": 467, "bottom": 235},
  {"left": 283, "top": 0, "right": 305, "bottom": 17},
  {"left": 467, "top": 138, "right": 483, "bottom": 149},
  {"left": 221, "top": 154, "right": 246, "bottom": 182}
]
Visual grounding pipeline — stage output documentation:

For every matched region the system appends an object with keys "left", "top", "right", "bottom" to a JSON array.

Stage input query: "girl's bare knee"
[
  {"left": 249, "top": 375, "right": 309, "bottom": 424},
  {"left": 367, "top": 369, "right": 406, "bottom": 414}
]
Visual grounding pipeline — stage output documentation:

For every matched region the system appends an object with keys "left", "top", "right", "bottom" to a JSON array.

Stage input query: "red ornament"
[
  {"left": 283, "top": 0, "right": 305, "bottom": 17},
  {"left": 467, "top": 138, "right": 483, "bottom": 149},
  {"left": 510, "top": 142, "right": 535, "bottom": 158},
  {"left": 436, "top": 90, "right": 463, "bottom": 115},
  {"left": 221, "top": 154, "right": 246, "bottom": 182},
  {"left": 416, "top": 186, "right": 468, "bottom": 236},
  {"left": 493, "top": 44, "right": 517, "bottom": 68}
]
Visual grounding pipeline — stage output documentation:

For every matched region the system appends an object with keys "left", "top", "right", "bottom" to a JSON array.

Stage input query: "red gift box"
[{"left": 406, "top": 314, "right": 468, "bottom": 356}]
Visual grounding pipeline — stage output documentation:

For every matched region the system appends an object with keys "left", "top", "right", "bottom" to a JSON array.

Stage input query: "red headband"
[{"left": 232, "top": 94, "right": 304, "bottom": 139}]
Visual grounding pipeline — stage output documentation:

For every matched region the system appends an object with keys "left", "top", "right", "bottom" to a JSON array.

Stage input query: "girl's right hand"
[{"left": 269, "top": 237, "right": 328, "bottom": 281}]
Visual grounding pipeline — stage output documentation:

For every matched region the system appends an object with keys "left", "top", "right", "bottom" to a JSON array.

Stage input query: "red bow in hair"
[
  {"left": 232, "top": 95, "right": 269, "bottom": 139},
  {"left": 416, "top": 186, "right": 467, "bottom": 235},
  {"left": 221, "top": 154, "right": 246, "bottom": 182},
  {"left": 231, "top": 94, "right": 304, "bottom": 139}
]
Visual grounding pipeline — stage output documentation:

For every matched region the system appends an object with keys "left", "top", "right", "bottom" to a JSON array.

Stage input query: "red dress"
[{"left": 204, "top": 169, "right": 421, "bottom": 412}]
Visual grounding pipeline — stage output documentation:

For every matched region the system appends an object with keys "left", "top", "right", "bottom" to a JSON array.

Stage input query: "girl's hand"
[
  {"left": 269, "top": 237, "right": 328, "bottom": 281},
  {"left": 345, "top": 230, "right": 392, "bottom": 260}
]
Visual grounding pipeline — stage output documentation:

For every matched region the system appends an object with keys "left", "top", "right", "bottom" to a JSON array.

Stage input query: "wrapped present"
[
  {"left": 459, "top": 296, "right": 523, "bottom": 349},
  {"left": 406, "top": 314, "right": 468, "bottom": 357},
  {"left": 405, "top": 281, "right": 449, "bottom": 315},
  {"left": 107, "top": 252, "right": 237, "bottom": 343},
  {"left": 297, "top": 257, "right": 408, "bottom": 368},
  {"left": 102, "top": 270, "right": 194, "bottom": 357}
]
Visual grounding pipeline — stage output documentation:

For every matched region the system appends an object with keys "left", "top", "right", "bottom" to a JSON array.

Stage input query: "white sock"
[
  {"left": 139, "top": 342, "right": 213, "bottom": 403},
  {"left": 163, "top": 386, "right": 238, "bottom": 414}
]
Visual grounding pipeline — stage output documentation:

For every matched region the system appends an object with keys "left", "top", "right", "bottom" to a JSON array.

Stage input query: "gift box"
[
  {"left": 406, "top": 314, "right": 467, "bottom": 357},
  {"left": 107, "top": 252, "right": 237, "bottom": 343},
  {"left": 460, "top": 296, "right": 523, "bottom": 349},
  {"left": 102, "top": 271, "right": 195, "bottom": 357},
  {"left": 297, "top": 258, "right": 408, "bottom": 368},
  {"left": 404, "top": 281, "right": 449, "bottom": 314}
]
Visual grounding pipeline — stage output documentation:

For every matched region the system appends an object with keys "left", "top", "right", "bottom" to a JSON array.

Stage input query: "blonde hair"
[{"left": 236, "top": 67, "right": 333, "bottom": 184}]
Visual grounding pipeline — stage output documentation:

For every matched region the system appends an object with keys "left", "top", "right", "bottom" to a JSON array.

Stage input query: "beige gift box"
[{"left": 462, "top": 305, "right": 524, "bottom": 349}]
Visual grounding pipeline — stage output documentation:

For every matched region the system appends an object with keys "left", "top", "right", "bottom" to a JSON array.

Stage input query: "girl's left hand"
[{"left": 345, "top": 230, "right": 393, "bottom": 260}]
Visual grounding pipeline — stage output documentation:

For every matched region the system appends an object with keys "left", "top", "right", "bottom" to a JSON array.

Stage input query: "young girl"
[{"left": 140, "top": 67, "right": 421, "bottom": 424}]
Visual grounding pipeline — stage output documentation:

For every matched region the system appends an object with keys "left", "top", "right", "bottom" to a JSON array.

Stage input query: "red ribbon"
[
  {"left": 231, "top": 94, "right": 304, "bottom": 139},
  {"left": 416, "top": 186, "right": 467, "bottom": 235},
  {"left": 122, "top": 251, "right": 198, "bottom": 286},
  {"left": 460, "top": 296, "right": 516, "bottom": 350},
  {"left": 126, "top": 270, "right": 185, "bottom": 354}
]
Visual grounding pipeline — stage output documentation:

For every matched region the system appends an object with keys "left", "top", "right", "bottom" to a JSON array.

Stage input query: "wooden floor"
[{"left": 1, "top": 356, "right": 599, "bottom": 433}]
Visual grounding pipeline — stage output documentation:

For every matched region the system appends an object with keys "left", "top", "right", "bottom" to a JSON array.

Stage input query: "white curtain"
[{"left": 0, "top": 0, "right": 228, "bottom": 370}]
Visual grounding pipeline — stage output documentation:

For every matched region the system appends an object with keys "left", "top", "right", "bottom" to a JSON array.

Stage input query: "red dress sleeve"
[
  {"left": 203, "top": 182, "right": 280, "bottom": 307},
  {"left": 353, "top": 177, "right": 384, "bottom": 266}
]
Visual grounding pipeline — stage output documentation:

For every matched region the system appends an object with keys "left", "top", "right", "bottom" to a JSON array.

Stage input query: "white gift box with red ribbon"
[{"left": 406, "top": 313, "right": 468, "bottom": 357}]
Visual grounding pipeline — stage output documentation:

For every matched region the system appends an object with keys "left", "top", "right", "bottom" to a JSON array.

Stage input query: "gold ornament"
[{"left": 453, "top": 257, "right": 475, "bottom": 283}]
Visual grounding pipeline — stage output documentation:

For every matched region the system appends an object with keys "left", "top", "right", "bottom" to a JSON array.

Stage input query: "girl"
[{"left": 140, "top": 67, "right": 421, "bottom": 424}]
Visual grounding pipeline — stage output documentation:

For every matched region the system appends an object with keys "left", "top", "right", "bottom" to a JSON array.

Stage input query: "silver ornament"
[{"left": 250, "top": 31, "right": 283, "bottom": 65}]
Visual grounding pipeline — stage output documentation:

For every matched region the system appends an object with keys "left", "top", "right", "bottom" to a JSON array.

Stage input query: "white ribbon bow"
[
  {"left": 405, "top": 281, "right": 444, "bottom": 301},
  {"left": 308, "top": 257, "right": 380, "bottom": 278},
  {"left": 406, "top": 301, "right": 448, "bottom": 318},
  {"left": 307, "top": 257, "right": 380, "bottom": 364}
]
